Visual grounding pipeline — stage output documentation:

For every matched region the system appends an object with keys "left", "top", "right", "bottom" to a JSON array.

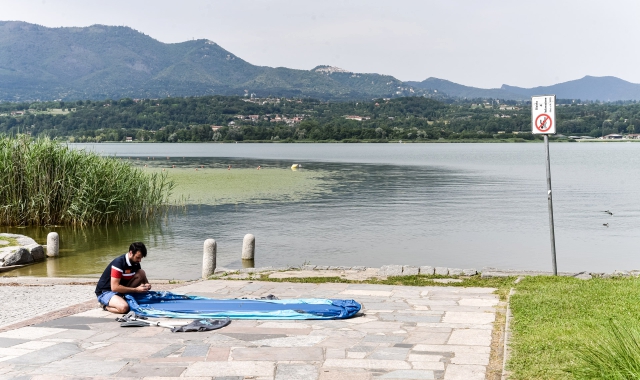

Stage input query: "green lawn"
[{"left": 508, "top": 276, "right": 640, "bottom": 379}]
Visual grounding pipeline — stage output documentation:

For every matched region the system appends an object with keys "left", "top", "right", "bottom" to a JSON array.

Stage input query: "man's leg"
[
  {"left": 128, "top": 269, "right": 149, "bottom": 288},
  {"left": 106, "top": 294, "right": 129, "bottom": 314}
]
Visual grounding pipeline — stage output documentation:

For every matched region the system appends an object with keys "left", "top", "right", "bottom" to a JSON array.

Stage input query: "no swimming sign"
[{"left": 531, "top": 95, "right": 556, "bottom": 134}]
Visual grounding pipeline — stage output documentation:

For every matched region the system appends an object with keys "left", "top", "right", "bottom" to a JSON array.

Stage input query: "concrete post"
[
  {"left": 202, "top": 239, "right": 217, "bottom": 279},
  {"left": 242, "top": 234, "right": 255, "bottom": 261},
  {"left": 46, "top": 232, "right": 59, "bottom": 257}
]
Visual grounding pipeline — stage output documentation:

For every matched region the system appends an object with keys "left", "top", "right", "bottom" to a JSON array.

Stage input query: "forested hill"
[
  {"left": 0, "top": 21, "right": 414, "bottom": 102},
  {"left": 2, "top": 95, "right": 639, "bottom": 143}
]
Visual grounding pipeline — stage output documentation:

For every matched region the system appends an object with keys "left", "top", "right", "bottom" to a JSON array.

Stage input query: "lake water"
[{"left": 5, "top": 142, "right": 640, "bottom": 280}]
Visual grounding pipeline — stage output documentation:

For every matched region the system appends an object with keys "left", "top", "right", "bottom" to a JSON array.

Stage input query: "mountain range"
[
  {"left": 408, "top": 76, "right": 640, "bottom": 102},
  {"left": 2, "top": 21, "right": 640, "bottom": 102}
]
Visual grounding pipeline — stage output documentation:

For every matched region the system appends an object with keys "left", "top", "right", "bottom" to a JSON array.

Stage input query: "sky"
[{"left": 2, "top": 0, "right": 639, "bottom": 89}]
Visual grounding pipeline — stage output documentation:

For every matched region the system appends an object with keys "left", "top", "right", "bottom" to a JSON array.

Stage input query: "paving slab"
[{"left": 0, "top": 279, "right": 499, "bottom": 379}]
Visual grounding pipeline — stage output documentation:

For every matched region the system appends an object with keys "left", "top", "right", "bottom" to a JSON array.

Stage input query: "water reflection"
[
  {"left": 3, "top": 157, "right": 488, "bottom": 279},
  {"left": 5, "top": 143, "right": 640, "bottom": 279},
  {"left": 4, "top": 220, "right": 174, "bottom": 278}
]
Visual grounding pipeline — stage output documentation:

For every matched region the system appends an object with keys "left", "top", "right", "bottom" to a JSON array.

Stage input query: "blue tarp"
[{"left": 124, "top": 291, "right": 361, "bottom": 320}]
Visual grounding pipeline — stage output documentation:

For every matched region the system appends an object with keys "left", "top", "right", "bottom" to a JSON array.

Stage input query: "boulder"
[
  {"left": 27, "top": 244, "right": 45, "bottom": 261},
  {"left": 0, "top": 233, "right": 37, "bottom": 246},
  {"left": 463, "top": 268, "right": 478, "bottom": 276},
  {"left": 2, "top": 248, "right": 34, "bottom": 266},
  {"left": 448, "top": 268, "right": 463, "bottom": 276},
  {"left": 0, "top": 234, "right": 46, "bottom": 268}
]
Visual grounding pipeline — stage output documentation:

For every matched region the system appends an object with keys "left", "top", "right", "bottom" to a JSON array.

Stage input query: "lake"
[{"left": 5, "top": 142, "right": 640, "bottom": 280}]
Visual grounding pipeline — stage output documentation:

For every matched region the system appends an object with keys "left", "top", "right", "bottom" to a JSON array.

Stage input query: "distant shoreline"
[
  {"left": 68, "top": 139, "right": 640, "bottom": 144},
  {"left": 68, "top": 139, "right": 548, "bottom": 144}
]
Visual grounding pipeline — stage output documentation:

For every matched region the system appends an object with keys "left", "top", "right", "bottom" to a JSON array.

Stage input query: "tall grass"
[
  {"left": 0, "top": 135, "right": 174, "bottom": 226},
  {"left": 570, "top": 319, "right": 640, "bottom": 380}
]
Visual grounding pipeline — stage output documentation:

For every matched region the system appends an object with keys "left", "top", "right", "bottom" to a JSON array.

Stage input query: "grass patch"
[
  {"left": 0, "top": 135, "right": 174, "bottom": 226},
  {"left": 152, "top": 167, "right": 331, "bottom": 205},
  {"left": 508, "top": 276, "right": 640, "bottom": 379},
  {"left": 377, "top": 275, "right": 515, "bottom": 300},
  {"left": 0, "top": 236, "right": 19, "bottom": 248},
  {"left": 570, "top": 319, "right": 640, "bottom": 379},
  {"left": 258, "top": 275, "right": 353, "bottom": 283},
  {"left": 255, "top": 273, "right": 515, "bottom": 300}
]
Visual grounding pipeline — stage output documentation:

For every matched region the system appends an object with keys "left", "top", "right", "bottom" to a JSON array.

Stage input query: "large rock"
[
  {"left": 0, "top": 233, "right": 37, "bottom": 246},
  {"left": 27, "top": 244, "right": 45, "bottom": 261},
  {"left": 0, "top": 233, "right": 45, "bottom": 267},
  {"left": 2, "top": 248, "right": 34, "bottom": 266}
]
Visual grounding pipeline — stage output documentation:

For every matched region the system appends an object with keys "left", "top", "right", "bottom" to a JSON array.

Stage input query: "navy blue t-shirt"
[{"left": 95, "top": 253, "right": 142, "bottom": 296}]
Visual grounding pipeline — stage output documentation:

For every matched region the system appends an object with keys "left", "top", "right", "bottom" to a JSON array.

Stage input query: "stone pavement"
[
  {"left": 0, "top": 284, "right": 95, "bottom": 329},
  {"left": 0, "top": 280, "right": 499, "bottom": 380}
]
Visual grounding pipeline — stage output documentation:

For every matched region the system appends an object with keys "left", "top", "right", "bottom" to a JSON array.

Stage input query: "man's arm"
[{"left": 110, "top": 277, "right": 149, "bottom": 294}]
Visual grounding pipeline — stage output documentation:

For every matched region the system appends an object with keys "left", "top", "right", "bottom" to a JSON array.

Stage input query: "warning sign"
[{"left": 531, "top": 95, "right": 556, "bottom": 134}]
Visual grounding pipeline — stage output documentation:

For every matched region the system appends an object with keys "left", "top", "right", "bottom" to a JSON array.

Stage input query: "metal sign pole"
[
  {"left": 544, "top": 134, "right": 558, "bottom": 275},
  {"left": 532, "top": 95, "right": 558, "bottom": 275}
]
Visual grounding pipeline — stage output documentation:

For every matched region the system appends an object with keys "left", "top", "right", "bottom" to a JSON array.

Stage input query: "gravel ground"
[{"left": 0, "top": 284, "right": 95, "bottom": 328}]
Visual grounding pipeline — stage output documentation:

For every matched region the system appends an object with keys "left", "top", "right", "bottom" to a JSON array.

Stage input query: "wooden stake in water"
[{"left": 544, "top": 135, "right": 558, "bottom": 275}]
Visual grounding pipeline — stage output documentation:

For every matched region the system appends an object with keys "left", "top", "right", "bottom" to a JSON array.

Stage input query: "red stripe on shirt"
[{"left": 111, "top": 266, "right": 123, "bottom": 278}]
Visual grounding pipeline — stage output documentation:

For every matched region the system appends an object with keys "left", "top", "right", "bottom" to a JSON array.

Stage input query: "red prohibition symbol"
[{"left": 535, "top": 113, "right": 552, "bottom": 132}]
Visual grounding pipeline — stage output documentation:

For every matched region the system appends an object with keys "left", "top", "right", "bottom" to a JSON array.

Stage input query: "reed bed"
[{"left": 0, "top": 135, "right": 174, "bottom": 226}]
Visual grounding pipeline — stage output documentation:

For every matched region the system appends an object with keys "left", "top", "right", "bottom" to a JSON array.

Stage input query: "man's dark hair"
[{"left": 129, "top": 242, "right": 147, "bottom": 257}]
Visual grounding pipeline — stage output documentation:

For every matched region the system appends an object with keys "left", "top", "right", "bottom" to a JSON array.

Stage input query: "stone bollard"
[
  {"left": 242, "top": 234, "right": 255, "bottom": 261},
  {"left": 46, "top": 232, "right": 59, "bottom": 257},
  {"left": 202, "top": 239, "right": 217, "bottom": 279}
]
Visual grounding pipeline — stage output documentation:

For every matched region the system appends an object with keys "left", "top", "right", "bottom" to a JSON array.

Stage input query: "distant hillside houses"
[
  {"left": 234, "top": 114, "right": 306, "bottom": 125},
  {"left": 344, "top": 115, "right": 371, "bottom": 121}
]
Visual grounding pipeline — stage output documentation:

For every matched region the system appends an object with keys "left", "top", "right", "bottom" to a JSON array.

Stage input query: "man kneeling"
[{"left": 95, "top": 242, "right": 152, "bottom": 314}]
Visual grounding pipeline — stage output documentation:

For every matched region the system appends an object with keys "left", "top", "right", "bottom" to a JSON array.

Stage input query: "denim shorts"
[{"left": 97, "top": 291, "right": 120, "bottom": 306}]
